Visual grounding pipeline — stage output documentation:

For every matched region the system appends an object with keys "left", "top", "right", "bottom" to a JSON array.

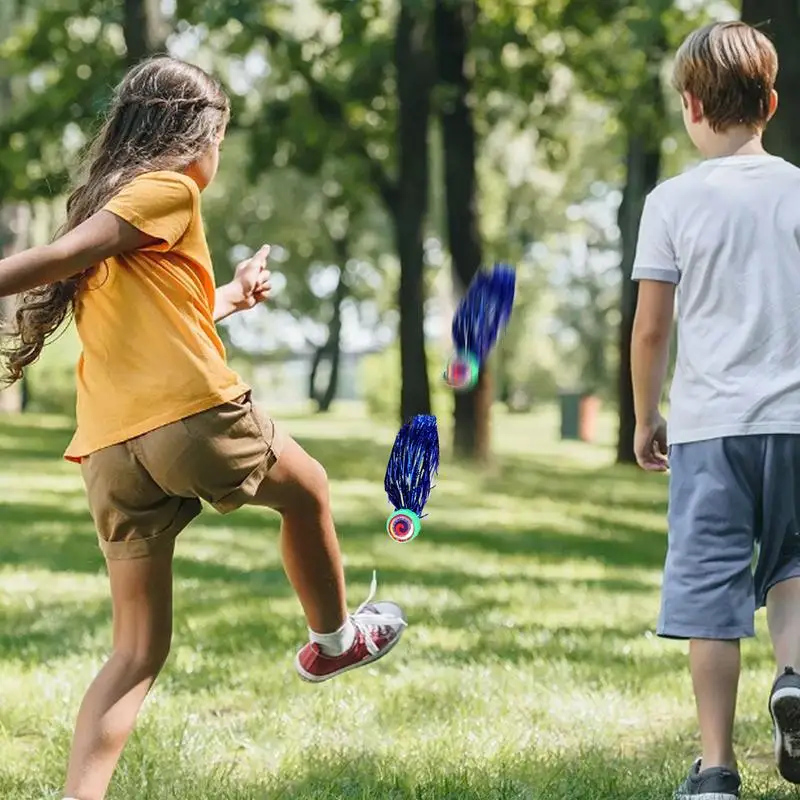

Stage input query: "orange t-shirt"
[{"left": 64, "top": 170, "right": 249, "bottom": 462}]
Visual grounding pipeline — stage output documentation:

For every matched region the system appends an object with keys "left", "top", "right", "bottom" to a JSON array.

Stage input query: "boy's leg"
[
  {"left": 755, "top": 435, "right": 800, "bottom": 783},
  {"left": 660, "top": 438, "right": 760, "bottom": 798},
  {"left": 689, "top": 638, "right": 740, "bottom": 769},
  {"left": 766, "top": 579, "right": 800, "bottom": 784},
  {"left": 64, "top": 547, "right": 175, "bottom": 800},
  {"left": 767, "top": 578, "right": 800, "bottom": 672}
]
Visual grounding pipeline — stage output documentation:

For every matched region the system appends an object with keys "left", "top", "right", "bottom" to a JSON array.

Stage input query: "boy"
[{"left": 631, "top": 20, "right": 800, "bottom": 800}]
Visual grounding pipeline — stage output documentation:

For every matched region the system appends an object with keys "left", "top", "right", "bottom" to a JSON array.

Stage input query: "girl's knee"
[
  {"left": 300, "top": 457, "right": 330, "bottom": 509},
  {"left": 253, "top": 439, "right": 331, "bottom": 514},
  {"left": 282, "top": 455, "right": 329, "bottom": 513},
  {"left": 117, "top": 634, "right": 172, "bottom": 678}
]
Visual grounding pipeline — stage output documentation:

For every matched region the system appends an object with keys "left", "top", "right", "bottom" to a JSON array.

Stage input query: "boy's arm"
[
  {"left": 632, "top": 279, "right": 675, "bottom": 424},
  {"left": 629, "top": 190, "right": 678, "bottom": 469},
  {"left": 0, "top": 211, "right": 157, "bottom": 297},
  {"left": 630, "top": 191, "right": 679, "bottom": 425}
]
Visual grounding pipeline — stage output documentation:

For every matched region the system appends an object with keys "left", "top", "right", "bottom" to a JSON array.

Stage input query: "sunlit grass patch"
[{"left": 0, "top": 406, "right": 794, "bottom": 798}]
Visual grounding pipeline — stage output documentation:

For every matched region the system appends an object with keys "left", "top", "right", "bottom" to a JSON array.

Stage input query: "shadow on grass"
[
  {"left": 9, "top": 736, "right": 795, "bottom": 800},
  {"left": 0, "top": 417, "right": 74, "bottom": 459},
  {"left": 486, "top": 454, "right": 668, "bottom": 513},
  {"left": 98, "top": 743, "right": 749, "bottom": 800},
  {"left": 0, "top": 417, "right": 668, "bottom": 677},
  {"left": 0, "top": 503, "right": 666, "bottom": 590},
  {"left": 421, "top": 625, "right": 683, "bottom": 678}
]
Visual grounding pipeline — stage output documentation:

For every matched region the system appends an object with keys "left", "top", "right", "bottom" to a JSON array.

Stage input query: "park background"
[{"left": 0, "top": 0, "right": 796, "bottom": 798}]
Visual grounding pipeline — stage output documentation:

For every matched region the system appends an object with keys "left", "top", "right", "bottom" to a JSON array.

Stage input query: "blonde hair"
[
  {"left": 673, "top": 21, "right": 778, "bottom": 132},
  {"left": 2, "top": 56, "right": 230, "bottom": 385}
]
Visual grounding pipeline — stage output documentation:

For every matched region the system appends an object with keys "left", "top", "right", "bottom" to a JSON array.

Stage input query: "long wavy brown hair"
[{"left": 2, "top": 56, "right": 230, "bottom": 385}]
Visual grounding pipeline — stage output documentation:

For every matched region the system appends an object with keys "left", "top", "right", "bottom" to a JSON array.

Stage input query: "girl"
[{"left": 0, "top": 57, "right": 407, "bottom": 800}]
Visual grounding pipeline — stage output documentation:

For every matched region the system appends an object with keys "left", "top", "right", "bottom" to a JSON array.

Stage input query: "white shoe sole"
[
  {"left": 294, "top": 626, "right": 405, "bottom": 683},
  {"left": 674, "top": 794, "right": 738, "bottom": 800}
]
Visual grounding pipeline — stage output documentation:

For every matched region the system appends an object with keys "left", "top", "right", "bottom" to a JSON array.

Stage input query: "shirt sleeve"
[
  {"left": 103, "top": 171, "right": 196, "bottom": 251},
  {"left": 631, "top": 192, "right": 680, "bottom": 284}
]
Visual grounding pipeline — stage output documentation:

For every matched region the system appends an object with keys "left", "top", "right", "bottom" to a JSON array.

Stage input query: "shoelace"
[{"left": 349, "top": 570, "right": 407, "bottom": 656}]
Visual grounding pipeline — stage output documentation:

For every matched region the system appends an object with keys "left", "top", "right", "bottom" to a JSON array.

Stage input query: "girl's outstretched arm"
[{"left": 0, "top": 211, "right": 157, "bottom": 297}]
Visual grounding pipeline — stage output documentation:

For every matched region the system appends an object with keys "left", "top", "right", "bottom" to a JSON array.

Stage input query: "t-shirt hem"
[
  {"left": 669, "top": 420, "right": 800, "bottom": 445},
  {"left": 64, "top": 382, "right": 251, "bottom": 462},
  {"left": 632, "top": 265, "right": 679, "bottom": 284}
]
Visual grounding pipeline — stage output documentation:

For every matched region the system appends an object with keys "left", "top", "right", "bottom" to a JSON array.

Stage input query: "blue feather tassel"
[
  {"left": 384, "top": 415, "right": 439, "bottom": 543},
  {"left": 443, "top": 263, "right": 516, "bottom": 391}
]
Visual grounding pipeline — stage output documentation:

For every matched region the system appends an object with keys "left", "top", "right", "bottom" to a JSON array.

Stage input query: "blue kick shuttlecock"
[
  {"left": 443, "top": 262, "right": 516, "bottom": 392},
  {"left": 384, "top": 415, "right": 440, "bottom": 543}
]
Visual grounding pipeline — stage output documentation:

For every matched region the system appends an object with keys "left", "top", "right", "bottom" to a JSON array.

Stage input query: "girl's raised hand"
[{"left": 231, "top": 244, "right": 272, "bottom": 310}]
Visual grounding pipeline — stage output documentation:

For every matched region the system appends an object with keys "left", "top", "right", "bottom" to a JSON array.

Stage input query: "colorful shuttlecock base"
[
  {"left": 386, "top": 509, "right": 421, "bottom": 543},
  {"left": 442, "top": 350, "right": 480, "bottom": 391}
]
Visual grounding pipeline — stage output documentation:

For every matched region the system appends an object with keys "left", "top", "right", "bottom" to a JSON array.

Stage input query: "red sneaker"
[{"left": 294, "top": 572, "right": 407, "bottom": 683}]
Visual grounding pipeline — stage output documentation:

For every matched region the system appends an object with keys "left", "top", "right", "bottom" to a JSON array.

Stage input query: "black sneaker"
[
  {"left": 770, "top": 666, "right": 800, "bottom": 783},
  {"left": 674, "top": 758, "right": 740, "bottom": 799}
]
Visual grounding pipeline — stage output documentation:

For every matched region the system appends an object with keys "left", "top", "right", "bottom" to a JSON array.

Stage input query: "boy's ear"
[
  {"left": 684, "top": 92, "right": 704, "bottom": 124},
  {"left": 768, "top": 89, "right": 778, "bottom": 121}
]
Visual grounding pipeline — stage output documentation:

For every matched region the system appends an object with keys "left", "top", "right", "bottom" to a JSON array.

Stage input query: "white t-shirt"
[{"left": 632, "top": 154, "right": 800, "bottom": 445}]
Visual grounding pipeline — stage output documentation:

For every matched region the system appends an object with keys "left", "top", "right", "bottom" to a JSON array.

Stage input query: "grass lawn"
[{"left": 0, "top": 403, "right": 792, "bottom": 799}]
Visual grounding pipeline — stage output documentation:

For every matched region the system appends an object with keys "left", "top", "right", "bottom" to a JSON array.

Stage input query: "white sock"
[{"left": 310, "top": 617, "right": 356, "bottom": 656}]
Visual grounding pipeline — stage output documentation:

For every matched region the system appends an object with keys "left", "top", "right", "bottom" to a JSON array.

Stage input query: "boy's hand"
[
  {"left": 634, "top": 413, "right": 669, "bottom": 471},
  {"left": 228, "top": 244, "right": 272, "bottom": 311}
]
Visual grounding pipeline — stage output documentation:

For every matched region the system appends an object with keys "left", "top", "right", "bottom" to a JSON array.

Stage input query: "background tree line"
[{"left": 1, "top": 0, "right": 797, "bottom": 463}]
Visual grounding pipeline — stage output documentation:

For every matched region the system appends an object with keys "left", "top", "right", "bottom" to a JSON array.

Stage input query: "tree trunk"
[
  {"left": 123, "top": 0, "right": 167, "bottom": 64},
  {"left": 741, "top": 1, "right": 800, "bottom": 164},
  {"left": 394, "top": 1, "right": 433, "bottom": 421},
  {"left": 309, "top": 248, "right": 348, "bottom": 413},
  {"left": 616, "top": 135, "right": 661, "bottom": 463},
  {"left": 433, "top": 0, "right": 490, "bottom": 462}
]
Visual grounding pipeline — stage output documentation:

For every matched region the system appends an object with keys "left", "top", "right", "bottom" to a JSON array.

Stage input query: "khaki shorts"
[{"left": 80, "top": 393, "right": 284, "bottom": 560}]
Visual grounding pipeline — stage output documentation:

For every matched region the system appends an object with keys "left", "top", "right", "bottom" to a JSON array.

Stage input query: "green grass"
[{"left": 0, "top": 403, "right": 793, "bottom": 798}]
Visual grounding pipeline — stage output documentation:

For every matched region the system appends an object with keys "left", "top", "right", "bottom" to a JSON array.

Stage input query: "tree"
[
  {"left": 741, "top": 1, "right": 800, "bottom": 165},
  {"left": 308, "top": 252, "right": 347, "bottom": 412},
  {"left": 433, "top": 0, "right": 491, "bottom": 461},
  {"left": 562, "top": 0, "right": 689, "bottom": 463},
  {"left": 615, "top": 9, "right": 670, "bottom": 464},
  {"left": 175, "top": 0, "right": 436, "bottom": 421},
  {"left": 124, "top": 0, "right": 167, "bottom": 63},
  {"left": 615, "top": 127, "right": 663, "bottom": 463},
  {"left": 393, "top": 0, "right": 435, "bottom": 420}
]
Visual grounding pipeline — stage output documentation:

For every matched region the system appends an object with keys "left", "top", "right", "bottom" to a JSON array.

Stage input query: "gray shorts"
[{"left": 659, "top": 434, "right": 800, "bottom": 640}]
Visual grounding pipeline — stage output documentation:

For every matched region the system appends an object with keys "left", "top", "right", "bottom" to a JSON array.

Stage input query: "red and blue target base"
[
  {"left": 386, "top": 508, "right": 421, "bottom": 543},
  {"left": 443, "top": 350, "right": 480, "bottom": 392}
]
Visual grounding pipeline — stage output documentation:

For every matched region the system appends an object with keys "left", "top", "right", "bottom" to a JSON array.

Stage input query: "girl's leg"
[
  {"left": 63, "top": 545, "right": 174, "bottom": 800},
  {"left": 247, "top": 436, "right": 406, "bottom": 681},
  {"left": 249, "top": 436, "right": 346, "bottom": 633}
]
